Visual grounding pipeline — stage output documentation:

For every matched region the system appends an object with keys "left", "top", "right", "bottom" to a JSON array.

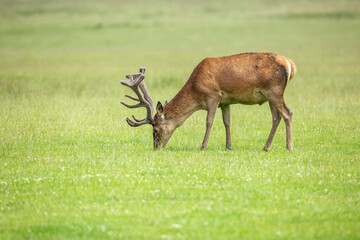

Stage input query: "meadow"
[{"left": 0, "top": 0, "right": 359, "bottom": 239}]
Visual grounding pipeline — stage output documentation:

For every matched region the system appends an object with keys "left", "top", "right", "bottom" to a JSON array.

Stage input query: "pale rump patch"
[{"left": 286, "top": 60, "right": 292, "bottom": 82}]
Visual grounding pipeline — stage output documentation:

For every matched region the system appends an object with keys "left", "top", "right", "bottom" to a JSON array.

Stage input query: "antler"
[{"left": 120, "top": 67, "right": 154, "bottom": 127}]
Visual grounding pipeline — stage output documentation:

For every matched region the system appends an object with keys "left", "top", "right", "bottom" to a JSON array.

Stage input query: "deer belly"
[{"left": 220, "top": 89, "right": 267, "bottom": 105}]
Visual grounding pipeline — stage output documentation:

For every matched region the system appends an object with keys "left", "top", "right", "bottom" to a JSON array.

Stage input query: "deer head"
[{"left": 120, "top": 67, "right": 174, "bottom": 149}]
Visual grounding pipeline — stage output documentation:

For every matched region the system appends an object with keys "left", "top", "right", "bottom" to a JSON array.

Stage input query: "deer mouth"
[
  {"left": 154, "top": 142, "right": 164, "bottom": 150},
  {"left": 153, "top": 132, "right": 173, "bottom": 150},
  {"left": 153, "top": 136, "right": 169, "bottom": 150}
]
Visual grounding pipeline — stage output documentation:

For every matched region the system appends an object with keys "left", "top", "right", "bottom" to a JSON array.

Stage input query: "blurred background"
[{"left": 1, "top": 0, "right": 358, "bottom": 90}]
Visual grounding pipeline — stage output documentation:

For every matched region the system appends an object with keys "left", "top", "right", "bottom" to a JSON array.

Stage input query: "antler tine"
[
  {"left": 125, "top": 117, "right": 152, "bottom": 127},
  {"left": 120, "top": 67, "right": 155, "bottom": 127},
  {"left": 120, "top": 74, "right": 144, "bottom": 87},
  {"left": 131, "top": 115, "right": 146, "bottom": 122},
  {"left": 120, "top": 101, "right": 145, "bottom": 108},
  {"left": 124, "top": 94, "right": 139, "bottom": 101}
]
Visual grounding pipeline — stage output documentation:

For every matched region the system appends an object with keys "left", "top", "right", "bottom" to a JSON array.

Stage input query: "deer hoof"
[{"left": 263, "top": 147, "right": 270, "bottom": 151}]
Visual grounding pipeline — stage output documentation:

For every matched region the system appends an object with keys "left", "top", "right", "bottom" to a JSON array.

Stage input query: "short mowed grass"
[{"left": 1, "top": 0, "right": 359, "bottom": 239}]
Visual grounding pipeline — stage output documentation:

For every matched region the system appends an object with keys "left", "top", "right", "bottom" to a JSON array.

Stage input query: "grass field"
[{"left": 1, "top": 0, "right": 360, "bottom": 239}]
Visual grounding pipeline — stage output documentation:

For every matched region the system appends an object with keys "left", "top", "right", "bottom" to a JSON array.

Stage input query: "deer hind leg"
[
  {"left": 200, "top": 98, "right": 220, "bottom": 150},
  {"left": 263, "top": 102, "right": 282, "bottom": 151},
  {"left": 269, "top": 98, "right": 293, "bottom": 150},
  {"left": 221, "top": 105, "right": 232, "bottom": 150},
  {"left": 283, "top": 103, "right": 293, "bottom": 150}
]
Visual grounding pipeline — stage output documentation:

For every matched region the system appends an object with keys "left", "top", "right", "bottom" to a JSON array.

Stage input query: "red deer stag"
[{"left": 120, "top": 52, "right": 296, "bottom": 150}]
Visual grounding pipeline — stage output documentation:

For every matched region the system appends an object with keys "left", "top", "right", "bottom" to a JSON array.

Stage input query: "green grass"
[{"left": 1, "top": 0, "right": 360, "bottom": 239}]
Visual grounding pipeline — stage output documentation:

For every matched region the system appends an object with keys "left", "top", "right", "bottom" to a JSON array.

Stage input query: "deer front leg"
[
  {"left": 221, "top": 105, "right": 232, "bottom": 150},
  {"left": 201, "top": 98, "right": 219, "bottom": 150}
]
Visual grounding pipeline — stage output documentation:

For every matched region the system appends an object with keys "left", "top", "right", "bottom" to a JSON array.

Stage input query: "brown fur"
[{"left": 152, "top": 52, "right": 296, "bottom": 150}]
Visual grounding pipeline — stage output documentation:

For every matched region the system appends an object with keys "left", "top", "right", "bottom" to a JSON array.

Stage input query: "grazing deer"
[{"left": 120, "top": 52, "right": 296, "bottom": 150}]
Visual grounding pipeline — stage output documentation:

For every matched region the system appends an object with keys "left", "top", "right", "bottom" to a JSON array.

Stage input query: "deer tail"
[{"left": 286, "top": 58, "right": 297, "bottom": 82}]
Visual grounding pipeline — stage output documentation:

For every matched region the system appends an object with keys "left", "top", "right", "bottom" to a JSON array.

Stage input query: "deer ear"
[
  {"left": 164, "top": 100, "right": 168, "bottom": 107},
  {"left": 156, "top": 101, "right": 163, "bottom": 113}
]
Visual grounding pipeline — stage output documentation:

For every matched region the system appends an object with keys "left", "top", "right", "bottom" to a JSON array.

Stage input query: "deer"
[{"left": 120, "top": 52, "right": 296, "bottom": 151}]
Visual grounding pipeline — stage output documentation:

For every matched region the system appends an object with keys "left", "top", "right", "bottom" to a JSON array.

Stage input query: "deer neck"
[{"left": 163, "top": 83, "right": 199, "bottom": 129}]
